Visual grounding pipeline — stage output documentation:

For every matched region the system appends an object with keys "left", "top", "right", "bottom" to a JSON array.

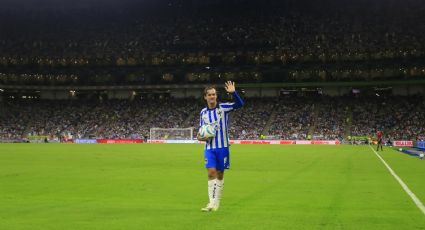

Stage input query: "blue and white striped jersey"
[{"left": 199, "top": 92, "right": 244, "bottom": 150}]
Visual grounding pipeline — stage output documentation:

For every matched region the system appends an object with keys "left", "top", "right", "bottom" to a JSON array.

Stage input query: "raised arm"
[{"left": 225, "top": 81, "right": 244, "bottom": 109}]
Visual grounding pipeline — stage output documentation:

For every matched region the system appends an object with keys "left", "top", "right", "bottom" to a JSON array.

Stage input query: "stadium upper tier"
[
  {"left": 1, "top": 64, "right": 425, "bottom": 86},
  {"left": 1, "top": 95, "right": 424, "bottom": 141},
  {"left": 0, "top": 1, "right": 425, "bottom": 67},
  {"left": 1, "top": 1, "right": 425, "bottom": 85}
]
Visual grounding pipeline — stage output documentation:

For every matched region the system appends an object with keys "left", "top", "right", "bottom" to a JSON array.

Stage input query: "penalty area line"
[{"left": 369, "top": 145, "right": 425, "bottom": 216}]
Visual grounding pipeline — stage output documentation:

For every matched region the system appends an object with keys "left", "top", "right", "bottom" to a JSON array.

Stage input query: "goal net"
[{"left": 149, "top": 127, "right": 194, "bottom": 140}]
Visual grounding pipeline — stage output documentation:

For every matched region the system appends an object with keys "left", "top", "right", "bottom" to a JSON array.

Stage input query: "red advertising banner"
[
  {"left": 97, "top": 139, "right": 143, "bottom": 144},
  {"left": 393, "top": 140, "right": 413, "bottom": 147},
  {"left": 295, "top": 140, "right": 312, "bottom": 145},
  {"left": 312, "top": 140, "right": 341, "bottom": 145},
  {"left": 148, "top": 140, "right": 166, "bottom": 144},
  {"left": 147, "top": 139, "right": 339, "bottom": 145},
  {"left": 280, "top": 140, "right": 296, "bottom": 144},
  {"left": 236, "top": 140, "right": 274, "bottom": 144}
]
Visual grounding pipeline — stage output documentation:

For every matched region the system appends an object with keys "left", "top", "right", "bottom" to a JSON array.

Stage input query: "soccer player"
[
  {"left": 197, "top": 81, "right": 244, "bottom": 212},
  {"left": 377, "top": 130, "right": 383, "bottom": 151}
]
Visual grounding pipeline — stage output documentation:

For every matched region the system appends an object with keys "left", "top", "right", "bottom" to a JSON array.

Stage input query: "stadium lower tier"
[{"left": 0, "top": 95, "right": 424, "bottom": 141}]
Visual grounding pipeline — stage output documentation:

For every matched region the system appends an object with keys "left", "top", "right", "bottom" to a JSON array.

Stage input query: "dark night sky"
[
  {"left": 0, "top": 0, "right": 421, "bottom": 13},
  {"left": 0, "top": 0, "right": 417, "bottom": 8}
]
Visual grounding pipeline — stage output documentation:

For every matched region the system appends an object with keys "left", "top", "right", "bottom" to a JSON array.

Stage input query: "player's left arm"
[
  {"left": 225, "top": 81, "right": 244, "bottom": 109},
  {"left": 197, "top": 111, "right": 211, "bottom": 142}
]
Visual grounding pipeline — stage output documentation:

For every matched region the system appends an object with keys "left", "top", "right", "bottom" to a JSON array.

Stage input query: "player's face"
[{"left": 204, "top": 88, "right": 217, "bottom": 106}]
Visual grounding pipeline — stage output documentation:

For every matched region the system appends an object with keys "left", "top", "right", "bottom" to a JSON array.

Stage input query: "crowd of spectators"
[
  {"left": 141, "top": 98, "right": 201, "bottom": 138},
  {"left": 268, "top": 97, "right": 314, "bottom": 140},
  {"left": 0, "top": 99, "right": 156, "bottom": 140},
  {"left": 1, "top": 1, "right": 425, "bottom": 141},
  {"left": 0, "top": 1, "right": 424, "bottom": 87},
  {"left": 390, "top": 99, "right": 425, "bottom": 140},
  {"left": 1, "top": 95, "right": 425, "bottom": 141},
  {"left": 228, "top": 98, "right": 275, "bottom": 139},
  {"left": 0, "top": 1, "right": 424, "bottom": 67},
  {"left": 312, "top": 97, "right": 348, "bottom": 140},
  {"left": 350, "top": 95, "right": 425, "bottom": 141},
  {"left": 1, "top": 65, "right": 425, "bottom": 86}
]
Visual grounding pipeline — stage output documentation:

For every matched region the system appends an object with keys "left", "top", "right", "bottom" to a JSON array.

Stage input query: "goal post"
[{"left": 149, "top": 127, "right": 194, "bottom": 140}]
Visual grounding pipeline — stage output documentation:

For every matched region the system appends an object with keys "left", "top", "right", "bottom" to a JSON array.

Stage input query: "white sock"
[
  {"left": 208, "top": 179, "right": 217, "bottom": 204},
  {"left": 215, "top": 179, "right": 224, "bottom": 204}
]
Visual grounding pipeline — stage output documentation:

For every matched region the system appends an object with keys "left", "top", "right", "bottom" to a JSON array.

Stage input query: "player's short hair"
[{"left": 203, "top": 85, "right": 216, "bottom": 96}]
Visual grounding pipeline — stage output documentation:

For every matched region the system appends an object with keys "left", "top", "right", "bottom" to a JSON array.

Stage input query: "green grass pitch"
[{"left": 0, "top": 144, "right": 424, "bottom": 230}]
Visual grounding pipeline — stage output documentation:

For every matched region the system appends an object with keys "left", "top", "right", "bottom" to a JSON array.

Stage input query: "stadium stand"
[
  {"left": 1, "top": 95, "right": 424, "bottom": 141},
  {"left": 1, "top": 0, "right": 425, "bottom": 142}
]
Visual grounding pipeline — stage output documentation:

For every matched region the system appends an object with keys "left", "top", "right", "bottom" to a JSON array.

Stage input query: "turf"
[{"left": 0, "top": 144, "right": 424, "bottom": 230}]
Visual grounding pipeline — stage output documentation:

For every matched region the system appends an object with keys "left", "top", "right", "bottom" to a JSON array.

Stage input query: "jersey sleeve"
[
  {"left": 220, "top": 103, "right": 236, "bottom": 112},
  {"left": 220, "top": 91, "right": 244, "bottom": 112},
  {"left": 199, "top": 111, "right": 204, "bottom": 127}
]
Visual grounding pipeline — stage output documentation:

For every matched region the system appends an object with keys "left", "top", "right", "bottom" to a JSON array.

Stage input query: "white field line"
[{"left": 369, "top": 145, "right": 425, "bottom": 216}]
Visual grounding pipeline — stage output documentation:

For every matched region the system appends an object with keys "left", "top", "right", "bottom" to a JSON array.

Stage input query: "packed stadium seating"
[
  {"left": 1, "top": 95, "right": 424, "bottom": 141},
  {"left": 1, "top": 0, "right": 425, "bottom": 86},
  {"left": 1, "top": 1, "right": 424, "bottom": 62},
  {"left": 1, "top": 0, "right": 425, "bottom": 142}
]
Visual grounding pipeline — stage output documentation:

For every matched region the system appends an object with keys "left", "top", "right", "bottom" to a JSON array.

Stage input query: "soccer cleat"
[
  {"left": 201, "top": 202, "right": 218, "bottom": 212},
  {"left": 201, "top": 203, "right": 214, "bottom": 212},
  {"left": 211, "top": 202, "right": 220, "bottom": 211}
]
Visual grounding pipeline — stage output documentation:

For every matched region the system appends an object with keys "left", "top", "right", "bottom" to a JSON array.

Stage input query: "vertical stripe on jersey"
[
  {"left": 208, "top": 110, "right": 213, "bottom": 149},
  {"left": 219, "top": 109, "right": 225, "bottom": 148},
  {"left": 200, "top": 110, "right": 208, "bottom": 149},
  {"left": 224, "top": 111, "right": 230, "bottom": 146},
  {"left": 213, "top": 109, "right": 220, "bottom": 148}
]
